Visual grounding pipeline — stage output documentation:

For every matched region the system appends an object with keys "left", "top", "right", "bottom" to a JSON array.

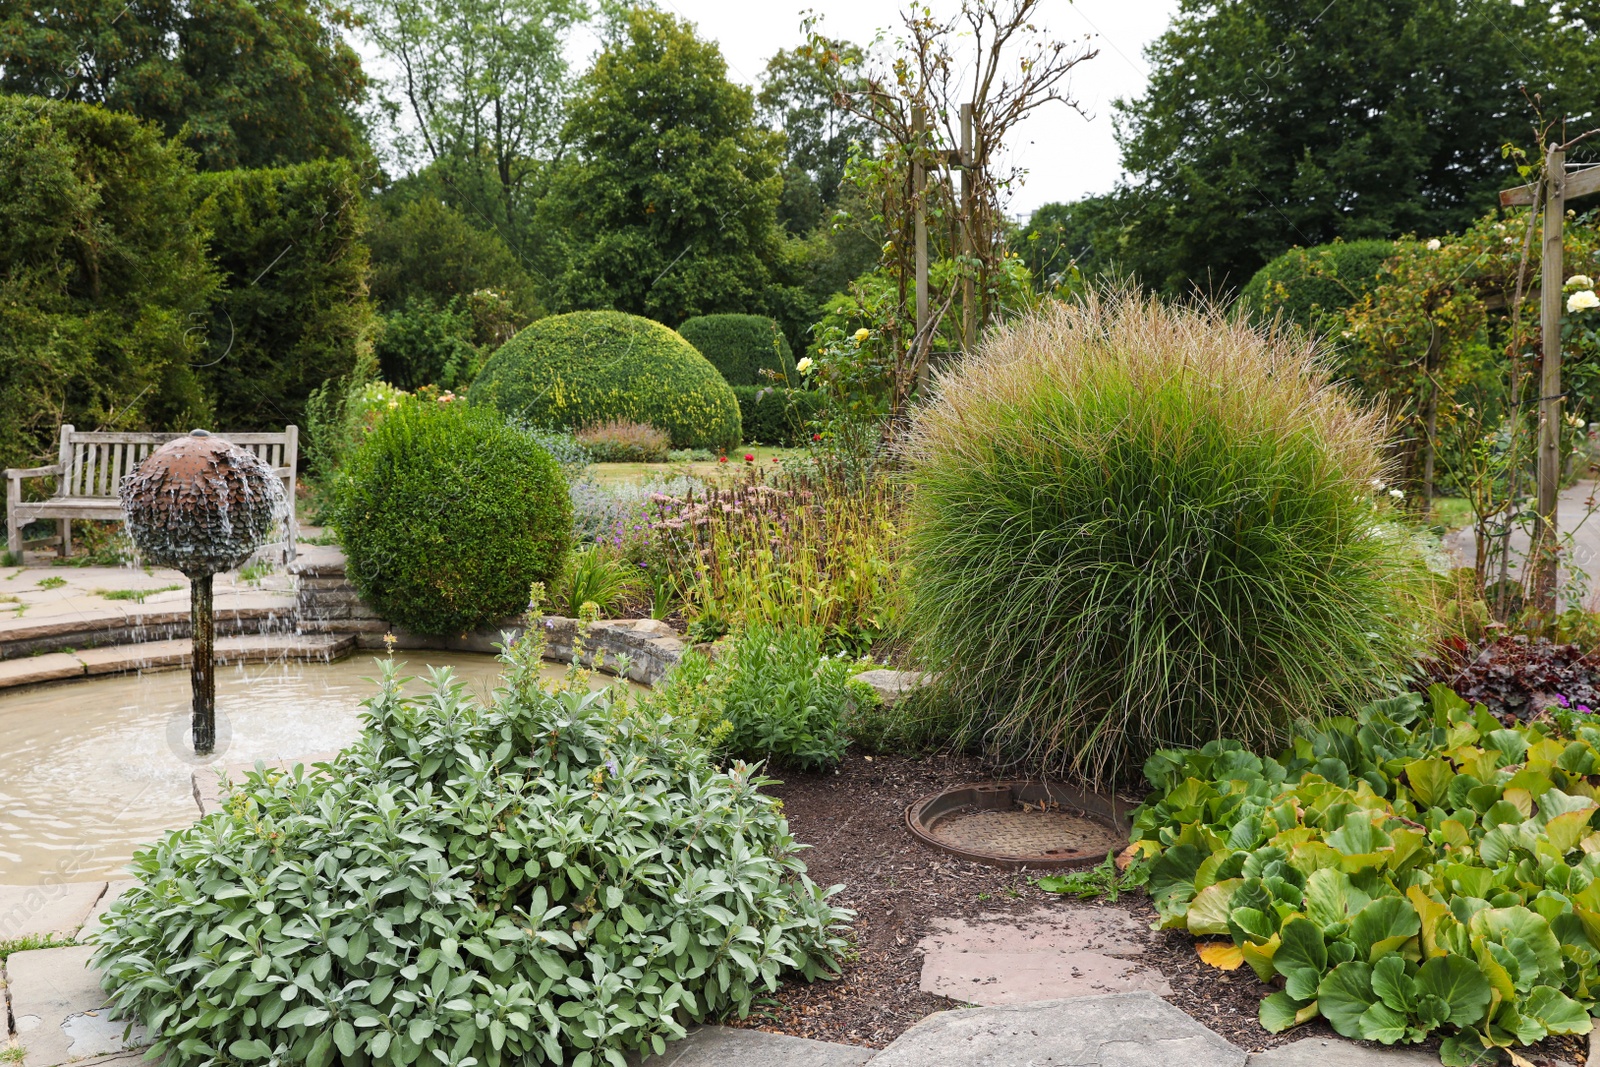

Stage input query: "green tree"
[
  {"left": 0, "top": 0, "right": 368, "bottom": 170},
  {"left": 367, "top": 195, "right": 541, "bottom": 317},
  {"left": 1112, "top": 0, "right": 1600, "bottom": 293},
  {"left": 194, "top": 160, "right": 375, "bottom": 428},
  {"left": 537, "top": 8, "right": 785, "bottom": 322},
  {"left": 758, "top": 42, "right": 872, "bottom": 235},
  {"left": 1016, "top": 197, "right": 1138, "bottom": 289},
  {"left": 0, "top": 95, "right": 216, "bottom": 470},
  {"left": 355, "top": 0, "right": 585, "bottom": 226}
]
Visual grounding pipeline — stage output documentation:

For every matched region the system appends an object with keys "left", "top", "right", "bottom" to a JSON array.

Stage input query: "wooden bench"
[{"left": 5, "top": 426, "right": 299, "bottom": 561}]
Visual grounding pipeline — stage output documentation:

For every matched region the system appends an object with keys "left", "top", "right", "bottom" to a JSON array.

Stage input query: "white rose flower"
[
  {"left": 1567, "top": 290, "right": 1600, "bottom": 313},
  {"left": 1426, "top": 239, "right": 1442, "bottom": 251},
  {"left": 1567, "top": 275, "right": 1595, "bottom": 290}
]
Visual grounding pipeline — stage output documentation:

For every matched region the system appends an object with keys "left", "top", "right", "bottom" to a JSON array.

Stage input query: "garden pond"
[{"left": 0, "top": 652, "right": 631, "bottom": 883}]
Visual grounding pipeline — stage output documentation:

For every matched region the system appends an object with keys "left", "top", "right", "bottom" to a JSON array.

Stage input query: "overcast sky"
[{"left": 567, "top": 0, "right": 1182, "bottom": 220}]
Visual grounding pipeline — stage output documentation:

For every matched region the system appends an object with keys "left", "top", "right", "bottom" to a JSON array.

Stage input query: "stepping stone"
[
  {"left": 868, "top": 992, "right": 1246, "bottom": 1067},
  {"left": 917, "top": 906, "right": 1171, "bottom": 1006},
  {"left": 0, "top": 882, "right": 106, "bottom": 941},
  {"left": 5, "top": 944, "right": 148, "bottom": 1067},
  {"left": 1246, "top": 1037, "right": 1442, "bottom": 1064},
  {"left": 631, "top": 1026, "right": 872, "bottom": 1066}
]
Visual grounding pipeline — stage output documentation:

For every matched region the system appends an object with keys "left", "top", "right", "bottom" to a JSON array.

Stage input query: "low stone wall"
[
  {"left": 0, "top": 600, "right": 294, "bottom": 660},
  {"left": 287, "top": 545, "right": 688, "bottom": 685}
]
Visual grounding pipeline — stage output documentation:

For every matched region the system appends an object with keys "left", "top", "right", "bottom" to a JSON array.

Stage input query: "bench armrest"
[{"left": 5, "top": 464, "right": 62, "bottom": 480}]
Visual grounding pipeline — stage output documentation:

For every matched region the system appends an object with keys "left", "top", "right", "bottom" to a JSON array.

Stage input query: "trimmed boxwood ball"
[
  {"left": 469, "top": 311, "right": 741, "bottom": 450},
  {"left": 331, "top": 399, "right": 570, "bottom": 635},
  {"left": 92, "top": 634, "right": 851, "bottom": 1067},
  {"left": 903, "top": 291, "right": 1433, "bottom": 784},
  {"left": 1240, "top": 239, "right": 1396, "bottom": 334},
  {"left": 677, "top": 314, "right": 795, "bottom": 386}
]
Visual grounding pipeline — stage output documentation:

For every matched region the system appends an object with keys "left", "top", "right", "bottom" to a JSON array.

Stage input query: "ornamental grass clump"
[
  {"left": 903, "top": 290, "right": 1433, "bottom": 783},
  {"left": 91, "top": 625, "right": 851, "bottom": 1067}
]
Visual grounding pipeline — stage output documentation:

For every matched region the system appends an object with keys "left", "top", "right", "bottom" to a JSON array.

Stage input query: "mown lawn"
[{"left": 585, "top": 445, "right": 800, "bottom": 486}]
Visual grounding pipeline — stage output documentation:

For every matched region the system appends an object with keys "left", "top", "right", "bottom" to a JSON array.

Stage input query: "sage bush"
[
  {"left": 902, "top": 290, "right": 1434, "bottom": 783},
  {"left": 92, "top": 630, "right": 850, "bottom": 1067}
]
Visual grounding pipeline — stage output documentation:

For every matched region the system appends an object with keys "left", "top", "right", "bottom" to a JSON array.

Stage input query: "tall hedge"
[
  {"left": 731, "top": 386, "right": 823, "bottom": 446},
  {"left": 0, "top": 96, "right": 217, "bottom": 472},
  {"left": 195, "top": 160, "right": 375, "bottom": 429},
  {"left": 678, "top": 314, "right": 794, "bottom": 386},
  {"left": 469, "top": 311, "right": 741, "bottom": 450},
  {"left": 1240, "top": 239, "right": 1396, "bottom": 335}
]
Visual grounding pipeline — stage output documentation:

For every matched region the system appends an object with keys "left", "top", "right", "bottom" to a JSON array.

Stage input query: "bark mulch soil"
[{"left": 736, "top": 753, "right": 1588, "bottom": 1066}]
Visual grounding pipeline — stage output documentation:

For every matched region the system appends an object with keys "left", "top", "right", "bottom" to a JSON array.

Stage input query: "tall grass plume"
[{"left": 902, "top": 290, "right": 1435, "bottom": 783}]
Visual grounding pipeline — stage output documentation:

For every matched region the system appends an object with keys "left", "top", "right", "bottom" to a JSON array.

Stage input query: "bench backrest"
[{"left": 56, "top": 427, "right": 299, "bottom": 499}]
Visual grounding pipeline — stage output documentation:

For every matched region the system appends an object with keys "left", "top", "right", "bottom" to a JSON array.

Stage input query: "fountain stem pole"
[{"left": 191, "top": 573, "right": 215, "bottom": 755}]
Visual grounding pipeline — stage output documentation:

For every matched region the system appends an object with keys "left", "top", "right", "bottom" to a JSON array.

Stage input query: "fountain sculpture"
[{"left": 119, "top": 430, "right": 285, "bottom": 754}]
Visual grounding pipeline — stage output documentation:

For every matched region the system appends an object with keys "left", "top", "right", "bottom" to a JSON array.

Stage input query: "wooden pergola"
[{"left": 1498, "top": 150, "right": 1600, "bottom": 611}]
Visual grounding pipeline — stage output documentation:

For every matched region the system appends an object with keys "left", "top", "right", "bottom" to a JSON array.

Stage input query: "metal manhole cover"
[{"left": 906, "top": 781, "right": 1131, "bottom": 870}]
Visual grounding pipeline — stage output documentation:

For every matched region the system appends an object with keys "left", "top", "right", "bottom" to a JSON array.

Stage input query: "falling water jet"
[{"left": 119, "top": 430, "right": 285, "bottom": 755}]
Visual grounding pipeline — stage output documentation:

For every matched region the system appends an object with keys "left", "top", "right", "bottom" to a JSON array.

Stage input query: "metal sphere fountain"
[{"left": 119, "top": 430, "right": 285, "bottom": 755}]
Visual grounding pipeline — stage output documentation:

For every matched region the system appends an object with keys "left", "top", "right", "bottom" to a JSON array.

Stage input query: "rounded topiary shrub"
[
  {"left": 93, "top": 635, "right": 850, "bottom": 1067},
  {"left": 903, "top": 291, "right": 1432, "bottom": 783},
  {"left": 1240, "top": 239, "right": 1396, "bottom": 334},
  {"left": 468, "top": 311, "right": 741, "bottom": 450},
  {"left": 677, "top": 314, "right": 795, "bottom": 386},
  {"left": 331, "top": 398, "right": 570, "bottom": 635}
]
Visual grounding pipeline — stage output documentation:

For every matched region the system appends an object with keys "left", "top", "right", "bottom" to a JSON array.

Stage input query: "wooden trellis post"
[
  {"left": 1497, "top": 146, "right": 1600, "bottom": 612},
  {"left": 914, "top": 105, "right": 929, "bottom": 378},
  {"left": 910, "top": 102, "right": 978, "bottom": 392},
  {"left": 960, "top": 103, "right": 976, "bottom": 354}
]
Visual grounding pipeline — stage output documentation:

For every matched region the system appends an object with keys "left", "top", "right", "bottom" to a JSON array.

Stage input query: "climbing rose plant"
[
  {"left": 91, "top": 627, "right": 850, "bottom": 1067},
  {"left": 1133, "top": 686, "right": 1600, "bottom": 1065}
]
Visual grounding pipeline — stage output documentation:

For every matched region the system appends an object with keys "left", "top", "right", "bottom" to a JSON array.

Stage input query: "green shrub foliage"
[
  {"left": 469, "top": 311, "right": 741, "bottom": 451},
  {"left": 93, "top": 634, "right": 850, "bottom": 1067},
  {"left": 647, "top": 624, "right": 865, "bottom": 772},
  {"left": 195, "top": 160, "right": 375, "bottom": 428},
  {"left": 366, "top": 196, "right": 541, "bottom": 320},
  {"left": 331, "top": 400, "right": 570, "bottom": 635},
  {"left": 902, "top": 292, "right": 1430, "bottom": 783},
  {"left": 0, "top": 96, "right": 217, "bottom": 471},
  {"left": 730, "top": 386, "right": 823, "bottom": 446},
  {"left": 1135, "top": 686, "right": 1600, "bottom": 1064},
  {"left": 677, "top": 315, "right": 795, "bottom": 386},
  {"left": 1240, "top": 239, "right": 1396, "bottom": 335}
]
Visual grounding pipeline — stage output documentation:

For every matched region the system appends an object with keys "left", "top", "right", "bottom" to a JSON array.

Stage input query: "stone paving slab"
[
  {"left": 1245, "top": 1037, "right": 1443, "bottom": 1065},
  {"left": 5, "top": 945, "right": 147, "bottom": 1067},
  {"left": 918, "top": 907, "right": 1171, "bottom": 1006},
  {"left": 0, "top": 882, "right": 106, "bottom": 940},
  {"left": 866, "top": 992, "right": 1246, "bottom": 1067},
  {"left": 630, "top": 1027, "right": 872, "bottom": 1066},
  {"left": 0, "top": 654, "right": 84, "bottom": 688}
]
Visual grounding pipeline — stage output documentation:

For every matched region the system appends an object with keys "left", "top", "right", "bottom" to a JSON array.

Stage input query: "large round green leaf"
[
  {"left": 1317, "top": 961, "right": 1376, "bottom": 1039},
  {"left": 1414, "top": 954, "right": 1493, "bottom": 1028}
]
